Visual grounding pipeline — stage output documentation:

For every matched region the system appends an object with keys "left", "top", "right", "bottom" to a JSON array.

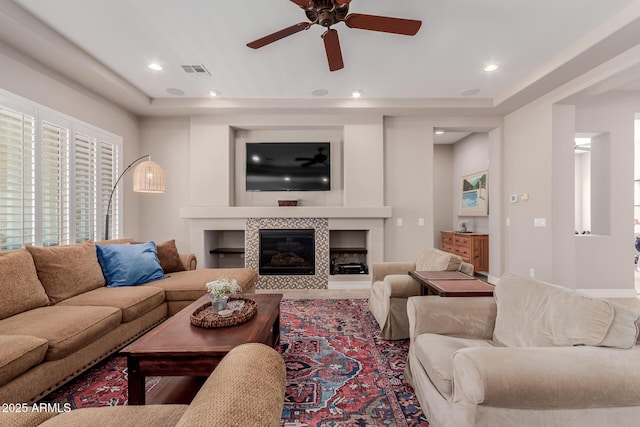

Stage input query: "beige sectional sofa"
[
  {"left": 369, "top": 247, "right": 474, "bottom": 340},
  {"left": 405, "top": 273, "right": 640, "bottom": 427},
  {"left": 4, "top": 343, "right": 286, "bottom": 427},
  {"left": 0, "top": 239, "right": 258, "bottom": 404}
]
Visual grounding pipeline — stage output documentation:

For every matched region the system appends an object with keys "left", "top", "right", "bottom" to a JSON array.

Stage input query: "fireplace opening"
[{"left": 259, "top": 229, "right": 315, "bottom": 275}]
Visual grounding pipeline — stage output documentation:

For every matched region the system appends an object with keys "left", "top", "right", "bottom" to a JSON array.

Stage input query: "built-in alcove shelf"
[
  {"left": 329, "top": 247, "right": 367, "bottom": 254},
  {"left": 209, "top": 248, "right": 245, "bottom": 255}
]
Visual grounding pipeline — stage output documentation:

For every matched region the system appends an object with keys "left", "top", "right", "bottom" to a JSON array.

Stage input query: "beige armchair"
[{"left": 368, "top": 248, "right": 473, "bottom": 340}]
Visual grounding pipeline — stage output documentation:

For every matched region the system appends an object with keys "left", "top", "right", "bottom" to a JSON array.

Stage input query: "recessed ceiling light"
[
  {"left": 434, "top": 130, "right": 445, "bottom": 135},
  {"left": 460, "top": 88, "right": 480, "bottom": 96},
  {"left": 148, "top": 63, "right": 163, "bottom": 71},
  {"left": 483, "top": 64, "right": 499, "bottom": 72},
  {"left": 311, "top": 89, "right": 329, "bottom": 97},
  {"left": 166, "top": 88, "right": 184, "bottom": 96},
  {"left": 208, "top": 90, "right": 221, "bottom": 97},
  {"left": 351, "top": 90, "right": 363, "bottom": 98}
]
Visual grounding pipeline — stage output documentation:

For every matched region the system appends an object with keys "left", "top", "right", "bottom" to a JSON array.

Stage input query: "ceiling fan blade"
[
  {"left": 322, "top": 29, "right": 344, "bottom": 72},
  {"left": 344, "top": 13, "right": 422, "bottom": 36},
  {"left": 247, "top": 22, "right": 311, "bottom": 49},
  {"left": 290, "top": 0, "right": 312, "bottom": 8}
]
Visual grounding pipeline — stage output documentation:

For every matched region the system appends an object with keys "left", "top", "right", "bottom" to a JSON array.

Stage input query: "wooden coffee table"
[
  {"left": 409, "top": 270, "right": 494, "bottom": 296},
  {"left": 121, "top": 293, "right": 283, "bottom": 405}
]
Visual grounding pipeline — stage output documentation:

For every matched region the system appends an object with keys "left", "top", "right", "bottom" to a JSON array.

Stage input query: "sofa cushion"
[
  {"left": 0, "top": 335, "right": 48, "bottom": 386},
  {"left": 26, "top": 242, "right": 105, "bottom": 304},
  {"left": 134, "top": 239, "right": 185, "bottom": 274},
  {"left": 96, "top": 242, "right": 164, "bottom": 287},
  {"left": 493, "top": 273, "right": 640, "bottom": 348},
  {"left": 57, "top": 286, "right": 165, "bottom": 323},
  {"left": 144, "top": 268, "right": 258, "bottom": 301},
  {"left": 0, "top": 306, "right": 122, "bottom": 361},
  {"left": 40, "top": 404, "right": 188, "bottom": 427},
  {"left": 415, "top": 248, "right": 462, "bottom": 271},
  {"left": 0, "top": 249, "right": 50, "bottom": 319},
  {"left": 413, "top": 334, "right": 497, "bottom": 399}
]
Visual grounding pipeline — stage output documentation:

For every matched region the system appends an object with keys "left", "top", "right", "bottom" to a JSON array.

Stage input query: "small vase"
[{"left": 210, "top": 295, "right": 228, "bottom": 312}]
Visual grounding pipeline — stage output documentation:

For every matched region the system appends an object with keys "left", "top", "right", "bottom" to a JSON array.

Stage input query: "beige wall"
[
  {"left": 0, "top": 41, "right": 141, "bottom": 237},
  {"left": 452, "top": 133, "right": 490, "bottom": 233},
  {"left": 383, "top": 117, "right": 434, "bottom": 261},
  {"left": 433, "top": 145, "right": 454, "bottom": 247},
  {"left": 503, "top": 82, "right": 638, "bottom": 294}
]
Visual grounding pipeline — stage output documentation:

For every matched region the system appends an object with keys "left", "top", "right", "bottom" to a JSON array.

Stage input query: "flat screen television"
[{"left": 246, "top": 142, "right": 331, "bottom": 191}]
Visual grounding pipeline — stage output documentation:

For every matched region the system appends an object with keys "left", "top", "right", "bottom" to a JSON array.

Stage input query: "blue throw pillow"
[{"left": 96, "top": 241, "right": 164, "bottom": 287}]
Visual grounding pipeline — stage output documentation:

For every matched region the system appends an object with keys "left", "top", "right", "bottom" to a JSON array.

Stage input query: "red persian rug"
[{"left": 42, "top": 299, "right": 428, "bottom": 426}]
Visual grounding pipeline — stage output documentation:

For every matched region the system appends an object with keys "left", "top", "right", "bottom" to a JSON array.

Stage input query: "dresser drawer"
[
  {"left": 454, "top": 235, "right": 470, "bottom": 247},
  {"left": 441, "top": 243, "right": 454, "bottom": 252},
  {"left": 441, "top": 233, "right": 453, "bottom": 245},
  {"left": 454, "top": 246, "right": 470, "bottom": 258}
]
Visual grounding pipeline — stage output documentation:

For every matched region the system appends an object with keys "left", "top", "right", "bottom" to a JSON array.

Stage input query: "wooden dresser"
[{"left": 440, "top": 231, "right": 489, "bottom": 272}]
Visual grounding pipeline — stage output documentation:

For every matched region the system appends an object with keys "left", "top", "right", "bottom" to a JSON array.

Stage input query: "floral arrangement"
[{"left": 205, "top": 278, "right": 241, "bottom": 301}]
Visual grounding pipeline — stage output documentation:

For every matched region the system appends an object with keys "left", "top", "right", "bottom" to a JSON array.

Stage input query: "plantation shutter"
[
  {"left": 0, "top": 107, "right": 35, "bottom": 250},
  {"left": 41, "top": 121, "right": 70, "bottom": 246},
  {"left": 74, "top": 133, "right": 97, "bottom": 243},
  {"left": 99, "top": 141, "right": 119, "bottom": 240}
]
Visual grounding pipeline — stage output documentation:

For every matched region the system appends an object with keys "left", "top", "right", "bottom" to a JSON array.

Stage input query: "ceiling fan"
[
  {"left": 295, "top": 147, "right": 329, "bottom": 167},
  {"left": 247, "top": 0, "right": 422, "bottom": 72}
]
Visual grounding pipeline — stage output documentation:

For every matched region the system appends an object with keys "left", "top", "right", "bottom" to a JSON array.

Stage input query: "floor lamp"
[{"left": 104, "top": 154, "right": 165, "bottom": 240}]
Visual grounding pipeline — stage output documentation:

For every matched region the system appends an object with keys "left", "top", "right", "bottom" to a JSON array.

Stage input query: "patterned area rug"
[{"left": 42, "top": 299, "right": 428, "bottom": 426}]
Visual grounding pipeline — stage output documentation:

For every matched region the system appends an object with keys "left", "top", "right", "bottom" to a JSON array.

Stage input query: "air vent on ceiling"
[{"left": 180, "top": 64, "right": 211, "bottom": 76}]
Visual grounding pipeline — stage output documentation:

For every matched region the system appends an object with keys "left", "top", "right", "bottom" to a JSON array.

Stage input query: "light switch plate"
[
  {"left": 510, "top": 194, "right": 518, "bottom": 203},
  {"left": 397, "top": 218, "right": 403, "bottom": 226},
  {"left": 534, "top": 218, "right": 546, "bottom": 227}
]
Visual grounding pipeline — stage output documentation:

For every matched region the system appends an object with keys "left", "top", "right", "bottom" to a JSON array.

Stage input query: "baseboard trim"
[
  {"left": 328, "top": 281, "right": 372, "bottom": 290},
  {"left": 576, "top": 288, "right": 638, "bottom": 298}
]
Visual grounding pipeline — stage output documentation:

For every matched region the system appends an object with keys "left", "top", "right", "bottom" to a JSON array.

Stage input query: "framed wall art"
[{"left": 460, "top": 170, "right": 488, "bottom": 216}]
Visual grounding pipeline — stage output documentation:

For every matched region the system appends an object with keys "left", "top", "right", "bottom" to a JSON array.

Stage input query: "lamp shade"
[{"left": 133, "top": 160, "right": 165, "bottom": 193}]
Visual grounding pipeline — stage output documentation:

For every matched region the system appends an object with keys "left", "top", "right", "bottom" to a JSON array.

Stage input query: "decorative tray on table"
[{"left": 190, "top": 297, "right": 257, "bottom": 328}]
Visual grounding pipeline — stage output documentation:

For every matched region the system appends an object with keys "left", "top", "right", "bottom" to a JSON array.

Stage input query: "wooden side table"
[{"left": 409, "top": 270, "right": 493, "bottom": 296}]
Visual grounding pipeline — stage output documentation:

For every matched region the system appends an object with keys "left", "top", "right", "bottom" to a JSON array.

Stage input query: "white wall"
[
  {"left": 452, "top": 133, "right": 490, "bottom": 233},
  {"left": 504, "top": 101, "right": 554, "bottom": 280},
  {"left": 138, "top": 117, "right": 191, "bottom": 251},
  {"left": 504, "top": 84, "right": 638, "bottom": 294},
  {"left": 383, "top": 117, "right": 434, "bottom": 261},
  {"left": 0, "top": 41, "right": 142, "bottom": 237},
  {"left": 433, "top": 144, "right": 454, "bottom": 247}
]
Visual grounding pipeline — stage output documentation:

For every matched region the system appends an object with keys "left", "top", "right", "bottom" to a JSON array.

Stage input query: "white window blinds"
[
  {"left": 74, "top": 133, "right": 97, "bottom": 243},
  {"left": 0, "top": 107, "right": 35, "bottom": 250},
  {"left": 0, "top": 90, "right": 122, "bottom": 250},
  {"left": 100, "top": 141, "right": 119, "bottom": 240},
  {"left": 41, "top": 121, "right": 70, "bottom": 246}
]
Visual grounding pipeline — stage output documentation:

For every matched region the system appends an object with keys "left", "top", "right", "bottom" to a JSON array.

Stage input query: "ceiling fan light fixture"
[
  {"left": 483, "top": 63, "right": 499, "bottom": 72},
  {"left": 148, "top": 63, "right": 163, "bottom": 71}
]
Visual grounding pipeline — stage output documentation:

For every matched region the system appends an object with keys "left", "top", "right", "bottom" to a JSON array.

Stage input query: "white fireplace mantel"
[{"left": 180, "top": 206, "right": 392, "bottom": 219}]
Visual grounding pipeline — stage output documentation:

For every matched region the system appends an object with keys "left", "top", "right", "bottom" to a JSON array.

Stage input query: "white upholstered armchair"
[{"left": 368, "top": 248, "right": 473, "bottom": 340}]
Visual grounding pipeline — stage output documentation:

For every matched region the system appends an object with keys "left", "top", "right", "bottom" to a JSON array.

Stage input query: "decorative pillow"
[
  {"left": 26, "top": 242, "right": 105, "bottom": 304},
  {"left": 0, "top": 249, "right": 50, "bottom": 319},
  {"left": 156, "top": 240, "right": 186, "bottom": 273},
  {"left": 96, "top": 241, "right": 164, "bottom": 287}
]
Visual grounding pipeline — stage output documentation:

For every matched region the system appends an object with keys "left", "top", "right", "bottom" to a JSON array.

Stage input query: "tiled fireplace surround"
[
  {"left": 181, "top": 207, "right": 391, "bottom": 290},
  {"left": 246, "top": 218, "right": 329, "bottom": 289}
]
